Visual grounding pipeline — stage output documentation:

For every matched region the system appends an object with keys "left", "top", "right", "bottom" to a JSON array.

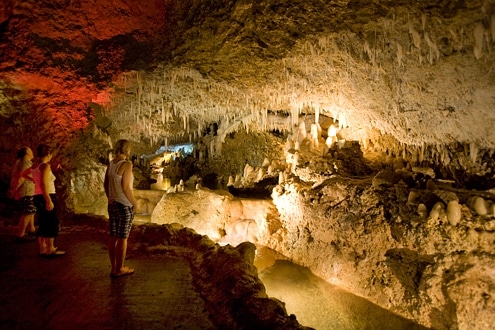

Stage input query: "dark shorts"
[
  {"left": 108, "top": 201, "right": 134, "bottom": 238},
  {"left": 34, "top": 194, "right": 59, "bottom": 238},
  {"left": 17, "top": 196, "right": 37, "bottom": 215}
]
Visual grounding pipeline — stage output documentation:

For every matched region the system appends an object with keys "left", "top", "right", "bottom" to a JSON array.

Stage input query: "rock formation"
[{"left": 1, "top": 1, "right": 495, "bottom": 329}]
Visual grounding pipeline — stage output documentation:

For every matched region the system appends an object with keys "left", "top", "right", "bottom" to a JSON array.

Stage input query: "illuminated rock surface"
[{"left": 1, "top": 1, "right": 495, "bottom": 329}]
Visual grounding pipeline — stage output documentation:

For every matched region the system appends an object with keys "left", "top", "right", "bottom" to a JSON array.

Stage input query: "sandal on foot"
[
  {"left": 110, "top": 267, "right": 135, "bottom": 278},
  {"left": 46, "top": 248, "right": 66, "bottom": 258}
]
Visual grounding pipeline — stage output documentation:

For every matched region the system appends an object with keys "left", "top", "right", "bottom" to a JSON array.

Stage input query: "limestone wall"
[{"left": 151, "top": 183, "right": 495, "bottom": 330}]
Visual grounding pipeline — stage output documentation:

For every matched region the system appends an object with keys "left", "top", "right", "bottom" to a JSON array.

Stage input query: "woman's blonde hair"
[{"left": 114, "top": 139, "right": 131, "bottom": 156}]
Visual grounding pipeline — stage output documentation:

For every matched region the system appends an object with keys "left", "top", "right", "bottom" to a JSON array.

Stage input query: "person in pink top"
[
  {"left": 10, "top": 146, "right": 37, "bottom": 242},
  {"left": 32, "top": 144, "right": 65, "bottom": 257},
  {"left": 104, "top": 139, "right": 137, "bottom": 278}
]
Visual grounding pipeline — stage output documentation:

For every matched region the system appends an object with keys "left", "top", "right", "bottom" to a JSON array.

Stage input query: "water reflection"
[
  {"left": 257, "top": 252, "right": 429, "bottom": 330},
  {"left": 150, "top": 174, "right": 172, "bottom": 191}
]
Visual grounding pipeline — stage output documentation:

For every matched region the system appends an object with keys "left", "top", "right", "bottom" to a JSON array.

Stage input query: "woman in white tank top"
[{"left": 32, "top": 144, "right": 65, "bottom": 257}]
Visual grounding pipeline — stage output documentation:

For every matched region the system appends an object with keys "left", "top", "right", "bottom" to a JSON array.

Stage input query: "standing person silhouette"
[
  {"left": 104, "top": 139, "right": 137, "bottom": 278},
  {"left": 10, "top": 146, "right": 37, "bottom": 241},
  {"left": 32, "top": 144, "right": 65, "bottom": 257}
]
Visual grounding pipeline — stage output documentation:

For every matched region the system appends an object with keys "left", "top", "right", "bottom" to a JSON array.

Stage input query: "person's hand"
[
  {"left": 132, "top": 203, "right": 137, "bottom": 214},
  {"left": 46, "top": 200, "right": 54, "bottom": 211}
]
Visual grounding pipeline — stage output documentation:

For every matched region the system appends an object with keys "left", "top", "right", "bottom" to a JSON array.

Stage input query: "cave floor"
[{"left": 0, "top": 226, "right": 215, "bottom": 330}]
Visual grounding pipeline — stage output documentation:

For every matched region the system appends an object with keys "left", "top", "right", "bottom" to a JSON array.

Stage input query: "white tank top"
[
  {"left": 107, "top": 160, "right": 133, "bottom": 207},
  {"left": 32, "top": 163, "right": 56, "bottom": 195}
]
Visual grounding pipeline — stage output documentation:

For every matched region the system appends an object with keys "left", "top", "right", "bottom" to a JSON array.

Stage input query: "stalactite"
[
  {"left": 338, "top": 112, "right": 347, "bottom": 129},
  {"left": 161, "top": 99, "right": 165, "bottom": 124},
  {"left": 397, "top": 42, "right": 403, "bottom": 67},
  {"left": 408, "top": 16, "right": 421, "bottom": 49},
  {"left": 209, "top": 140, "right": 215, "bottom": 159},
  {"left": 474, "top": 22, "right": 484, "bottom": 60},
  {"left": 470, "top": 142, "right": 478, "bottom": 164},
  {"left": 491, "top": 13, "right": 495, "bottom": 44}
]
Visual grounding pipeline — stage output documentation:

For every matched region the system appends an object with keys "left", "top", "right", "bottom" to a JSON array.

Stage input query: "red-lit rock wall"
[
  {"left": 0, "top": 0, "right": 174, "bottom": 194},
  {"left": 0, "top": 0, "right": 168, "bottom": 155}
]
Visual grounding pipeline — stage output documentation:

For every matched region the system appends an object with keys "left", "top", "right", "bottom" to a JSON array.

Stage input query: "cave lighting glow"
[{"left": 258, "top": 259, "right": 427, "bottom": 330}]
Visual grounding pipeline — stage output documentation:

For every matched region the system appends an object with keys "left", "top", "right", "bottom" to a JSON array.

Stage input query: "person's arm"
[
  {"left": 9, "top": 170, "right": 20, "bottom": 197},
  {"left": 13, "top": 165, "right": 33, "bottom": 191},
  {"left": 40, "top": 163, "right": 54, "bottom": 211},
  {"left": 121, "top": 161, "right": 137, "bottom": 212},
  {"left": 19, "top": 167, "right": 33, "bottom": 184},
  {"left": 104, "top": 167, "right": 110, "bottom": 198}
]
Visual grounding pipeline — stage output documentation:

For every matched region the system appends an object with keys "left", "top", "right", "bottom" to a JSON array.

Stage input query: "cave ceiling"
[{"left": 0, "top": 0, "right": 494, "bottom": 155}]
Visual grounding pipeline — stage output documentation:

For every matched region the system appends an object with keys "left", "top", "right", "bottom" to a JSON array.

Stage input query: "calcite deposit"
[{"left": 1, "top": 1, "right": 495, "bottom": 329}]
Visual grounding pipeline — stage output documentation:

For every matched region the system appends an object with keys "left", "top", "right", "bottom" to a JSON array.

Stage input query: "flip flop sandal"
[
  {"left": 46, "top": 248, "right": 66, "bottom": 258},
  {"left": 110, "top": 268, "right": 135, "bottom": 278}
]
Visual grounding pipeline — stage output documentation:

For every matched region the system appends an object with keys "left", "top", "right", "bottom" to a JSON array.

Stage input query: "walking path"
[{"left": 0, "top": 227, "right": 215, "bottom": 330}]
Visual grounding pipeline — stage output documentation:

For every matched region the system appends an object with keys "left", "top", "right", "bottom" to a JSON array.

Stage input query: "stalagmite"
[
  {"left": 471, "top": 196, "right": 488, "bottom": 216},
  {"left": 256, "top": 168, "right": 265, "bottom": 182},
  {"left": 310, "top": 123, "right": 319, "bottom": 150},
  {"left": 328, "top": 125, "right": 337, "bottom": 138},
  {"left": 446, "top": 200, "right": 462, "bottom": 226},
  {"left": 227, "top": 176, "right": 234, "bottom": 186},
  {"left": 262, "top": 158, "right": 270, "bottom": 168},
  {"left": 235, "top": 174, "right": 242, "bottom": 184},
  {"left": 298, "top": 121, "right": 307, "bottom": 141},
  {"left": 244, "top": 164, "right": 255, "bottom": 181},
  {"left": 407, "top": 191, "right": 418, "bottom": 205},
  {"left": 428, "top": 202, "right": 444, "bottom": 223},
  {"left": 177, "top": 179, "right": 185, "bottom": 192},
  {"left": 325, "top": 137, "right": 333, "bottom": 148},
  {"left": 417, "top": 204, "right": 427, "bottom": 218},
  {"left": 278, "top": 171, "right": 285, "bottom": 184},
  {"left": 291, "top": 152, "right": 299, "bottom": 174}
]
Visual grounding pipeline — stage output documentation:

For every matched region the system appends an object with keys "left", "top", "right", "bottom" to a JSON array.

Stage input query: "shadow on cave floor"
[{"left": 0, "top": 227, "right": 215, "bottom": 330}]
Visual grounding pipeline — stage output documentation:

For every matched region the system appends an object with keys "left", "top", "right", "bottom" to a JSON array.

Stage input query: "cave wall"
[
  {"left": 0, "top": 2, "right": 494, "bottom": 328},
  {"left": 145, "top": 128, "right": 495, "bottom": 330},
  {"left": 149, "top": 175, "right": 495, "bottom": 330},
  {"left": 1, "top": 0, "right": 495, "bottom": 194}
]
